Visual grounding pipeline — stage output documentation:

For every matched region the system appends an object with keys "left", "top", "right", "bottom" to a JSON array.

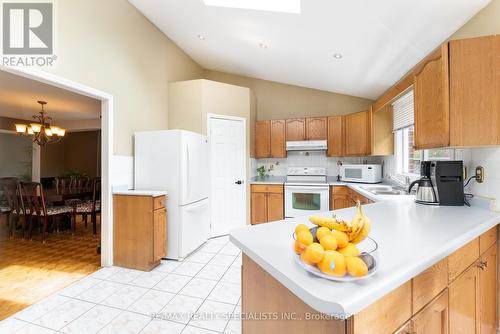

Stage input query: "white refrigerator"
[{"left": 134, "top": 130, "right": 210, "bottom": 260}]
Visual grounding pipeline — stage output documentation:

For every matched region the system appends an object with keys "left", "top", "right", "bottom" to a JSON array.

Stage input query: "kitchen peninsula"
[{"left": 231, "top": 196, "right": 500, "bottom": 334}]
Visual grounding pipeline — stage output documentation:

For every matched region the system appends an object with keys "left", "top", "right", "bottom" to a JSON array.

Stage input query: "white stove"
[{"left": 285, "top": 167, "right": 330, "bottom": 218}]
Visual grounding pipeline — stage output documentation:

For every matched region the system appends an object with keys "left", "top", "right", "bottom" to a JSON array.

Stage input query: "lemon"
[
  {"left": 316, "top": 227, "right": 331, "bottom": 241},
  {"left": 317, "top": 250, "right": 346, "bottom": 277},
  {"left": 346, "top": 256, "right": 368, "bottom": 277},
  {"left": 300, "top": 243, "right": 324, "bottom": 264},
  {"left": 296, "top": 230, "right": 313, "bottom": 247},
  {"left": 293, "top": 240, "right": 305, "bottom": 255},
  {"left": 338, "top": 243, "right": 360, "bottom": 256},
  {"left": 294, "top": 224, "right": 309, "bottom": 236},
  {"left": 331, "top": 230, "right": 350, "bottom": 249},
  {"left": 319, "top": 234, "right": 338, "bottom": 251}
]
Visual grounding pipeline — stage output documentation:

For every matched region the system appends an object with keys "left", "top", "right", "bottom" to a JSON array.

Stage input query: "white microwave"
[{"left": 339, "top": 164, "right": 382, "bottom": 184}]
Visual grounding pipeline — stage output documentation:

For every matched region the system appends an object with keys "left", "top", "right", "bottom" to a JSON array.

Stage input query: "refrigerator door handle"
[
  {"left": 186, "top": 143, "right": 191, "bottom": 203},
  {"left": 183, "top": 198, "right": 208, "bottom": 212}
]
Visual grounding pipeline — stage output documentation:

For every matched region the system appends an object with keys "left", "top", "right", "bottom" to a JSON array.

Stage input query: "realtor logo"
[{"left": 1, "top": 1, "right": 57, "bottom": 67}]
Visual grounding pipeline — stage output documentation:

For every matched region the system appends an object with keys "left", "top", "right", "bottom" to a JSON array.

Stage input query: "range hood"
[{"left": 286, "top": 140, "right": 327, "bottom": 151}]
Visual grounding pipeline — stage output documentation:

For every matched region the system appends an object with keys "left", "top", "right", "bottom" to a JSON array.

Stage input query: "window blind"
[{"left": 392, "top": 90, "right": 414, "bottom": 131}]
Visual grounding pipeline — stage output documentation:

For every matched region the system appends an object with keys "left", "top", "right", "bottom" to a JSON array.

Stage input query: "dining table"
[{"left": 43, "top": 188, "right": 93, "bottom": 204}]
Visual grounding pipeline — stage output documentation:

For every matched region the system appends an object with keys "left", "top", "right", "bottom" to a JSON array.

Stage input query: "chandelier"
[{"left": 15, "top": 101, "right": 66, "bottom": 146}]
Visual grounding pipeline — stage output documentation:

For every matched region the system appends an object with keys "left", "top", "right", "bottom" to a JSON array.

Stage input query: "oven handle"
[{"left": 285, "top": 184, "right": 330, "bottom": 189}]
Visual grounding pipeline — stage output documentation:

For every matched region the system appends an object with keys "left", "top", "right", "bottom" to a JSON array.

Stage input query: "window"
[{"left": 392, "top": 90, "right": 453, "bottom": 177}]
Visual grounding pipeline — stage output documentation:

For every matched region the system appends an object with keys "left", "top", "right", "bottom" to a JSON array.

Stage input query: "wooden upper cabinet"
[
  {"left": 450, "top": 35, "right": 500, "bottom": 146},
  {"left": 413, "top": 43, "right": 450, "bottom": 150},
  {"left": 327, "top": 116, "right": 344, "bottom": 157},
  {"left": 371, "top": 105, "right": 394, "bottom": 156},
  {"left": 345, "top": 111, "right": 371, "bottom": 156},
  {"left": 479, "top": 245, "right": 498, "bottom": 334},
  {"left": 286, "top": 118, "right": 306, "bottom": 141},
  {"left": 270, "top": 120, "right": 286, "bottom": 158},
  {"left": 306, "top": 117, "right": 327, "bottom": 140},
  {"left": 255, "top": 120, "right": 271, "bottom": 158},
  {"left": 412, "top": 289, "right": 449, "bottom": 334}
]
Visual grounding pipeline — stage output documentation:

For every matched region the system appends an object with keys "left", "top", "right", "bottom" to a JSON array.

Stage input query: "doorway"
[
  {"left": 208, "top": 114, "right": 246, "bottom": 237},
  {"left": 0, "top": 66, "right": 113, "bottom": 319}
]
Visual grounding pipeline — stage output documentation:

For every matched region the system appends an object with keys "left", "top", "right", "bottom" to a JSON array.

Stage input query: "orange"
[
  {"left": 338, "top": 243, "right": 360, "bottom": 256},
  {"left": 293, "top": 240, "right": 305, "bottom": 255},
  {"left": 346, "top": 256, "right": 368, "bottom": 277},
  {"left": 317, "top": 250, "right": 346, "bottom": 277},
  {"left": 300, "top": 243, "right": 324, "bottom": 265},
  {"left": 331, "top": 230, "right": 349, "bottom": 248},
  {"left": 294, "top": 224, "right": 309, "bottom": 236},
  {"left": 316, "top": 227, "right": 331, "bottom": 241},
  {"left": 296, "top": 230, "right": 313, "bottom": 247},
  {"left": 319, "top": 234, "right": 338, "bottom": 251}
]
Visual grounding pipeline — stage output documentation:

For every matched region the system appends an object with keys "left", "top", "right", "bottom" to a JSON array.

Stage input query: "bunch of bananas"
[{"left": 309, "top": 200, "right": 371, "bottom": 244}]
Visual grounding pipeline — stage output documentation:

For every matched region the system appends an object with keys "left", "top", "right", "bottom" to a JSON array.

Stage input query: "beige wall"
[
  {"left": 451, "top": 0, "right": 500, "bottom": 39},
  {"left": 46, "top": 0, "right": 203, "bottom": 156},
  {"left": 204, "top": 70, "right": 373, "bottom": 120}
]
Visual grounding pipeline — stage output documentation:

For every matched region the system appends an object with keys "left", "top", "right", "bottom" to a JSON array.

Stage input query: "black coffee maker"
[
  {"left": 430, "top": 161, "right": 464, "bottom": 206},
  {"left": 409, "top": 161, "right": 438, "bottom": 204},
  {"left": 409, "top": 161, "right": 464, "bottom": 206}
]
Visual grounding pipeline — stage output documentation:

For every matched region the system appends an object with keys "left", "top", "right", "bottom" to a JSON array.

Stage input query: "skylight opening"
[{"left": 203, "top": 0, "right": 301, "bottom": 14}]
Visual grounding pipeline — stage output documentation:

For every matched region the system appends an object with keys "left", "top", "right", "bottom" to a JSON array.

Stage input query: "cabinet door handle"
[{"left": 477, "top": 260, "right": 487, "bottom": 270}]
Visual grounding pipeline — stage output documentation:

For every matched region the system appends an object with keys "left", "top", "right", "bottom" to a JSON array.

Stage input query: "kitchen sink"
[
  {"left": 372, "top": 190, "right": 409, "bottom": 195},
  {"left": 360, "top": 185, "right": 410, "bottom": 196}
]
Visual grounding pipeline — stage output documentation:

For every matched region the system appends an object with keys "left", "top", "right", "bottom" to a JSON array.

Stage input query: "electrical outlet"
[{"left": 475, "top": 166, "right": 485, "bottom": 183}]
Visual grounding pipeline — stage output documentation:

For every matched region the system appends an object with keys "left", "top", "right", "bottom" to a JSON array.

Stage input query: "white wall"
[{"left": 457, "top": 148, "right": 500, "bottom": 211}]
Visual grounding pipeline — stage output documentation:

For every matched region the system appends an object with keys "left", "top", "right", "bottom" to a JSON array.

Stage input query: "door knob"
[{"left": 235, "top": 180, "right": 244, "bottom": 185}]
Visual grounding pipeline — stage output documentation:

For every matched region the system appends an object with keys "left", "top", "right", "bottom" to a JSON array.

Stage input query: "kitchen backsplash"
[
  {"left": 381, "top": 148, "right": 500, "bottom": 211},
  {"left": 252, "top": 152, "right": 383, "bottom": 177}
]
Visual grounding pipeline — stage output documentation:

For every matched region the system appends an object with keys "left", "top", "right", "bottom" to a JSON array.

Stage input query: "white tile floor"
[{"left": 0, "top": 235, "right": 242, "bottom": 334}]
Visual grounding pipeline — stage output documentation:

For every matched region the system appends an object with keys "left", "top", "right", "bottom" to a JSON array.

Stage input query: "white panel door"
[
  {"left": 180, "top": 132, "right": 209, "bottom": 205},
  {"left": 209, "top": 117, "right": 246, "bottom": 237}
]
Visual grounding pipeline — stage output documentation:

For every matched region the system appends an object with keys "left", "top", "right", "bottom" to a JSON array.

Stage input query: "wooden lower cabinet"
[
  {"left": 449, "top": 264, "right": 480, "bottom": 334},
  {"left": 241, "top": 229, "right": 499, "bottom": 334},
  {"left": 412, "top": 290, "right": 449, "bottom": 334},
  {"left": 479, "top": 245, "right": 498, "bottom": 334},
  {"left": 251, "top": 184, "right": 284, "bottom": 225},
  {"left": 330, "top": 186, "right": 373, "bottom": 210},
  {"left": 113, "top": 194, "right": 167, "bottom": 271}
]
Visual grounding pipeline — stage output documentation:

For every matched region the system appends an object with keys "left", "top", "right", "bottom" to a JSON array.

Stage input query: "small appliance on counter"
[
  {"left": 339, "top": 164, "right": 382, "bottom": 184},
  {"left": 409, "top": 160, "right": 464, "bottom": 206},
  {"left": 409, "top": 161, "right": 437, "bottom": 205}
]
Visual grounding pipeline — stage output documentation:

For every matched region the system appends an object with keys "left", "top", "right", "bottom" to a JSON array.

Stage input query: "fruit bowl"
[{"left": 293, "top": 227, "right": 379, "bottom": 282}]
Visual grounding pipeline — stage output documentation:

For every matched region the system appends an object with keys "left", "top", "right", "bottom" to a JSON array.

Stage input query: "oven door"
[{"left": 285, "top": 184, "right": 330, "bottom": 218}]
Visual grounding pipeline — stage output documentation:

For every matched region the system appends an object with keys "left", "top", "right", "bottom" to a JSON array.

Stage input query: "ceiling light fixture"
[
  {"left": 259, "top": 43, "right": 268, "bottom": 49},
  {"left": 15, "top": 101, "right": 66, "bottom": 146},
  {"left": 333, "top": 53, "right": 343, "bottom": 59},
  {"left": 203, "top": 0, "right": 300, "bottom": 14},
  {"left": 197, "top": 34, "right": 206, "bottom": 40}
]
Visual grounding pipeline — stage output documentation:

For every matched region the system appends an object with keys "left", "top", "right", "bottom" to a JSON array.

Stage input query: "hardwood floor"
[{"left": 0, "top": 214, "right": 100, "bottom": 320}]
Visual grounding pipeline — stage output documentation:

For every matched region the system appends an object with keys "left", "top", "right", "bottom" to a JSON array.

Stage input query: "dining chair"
[
  {"left": 0, "top": 177, "right": 25, "bottom": 238},
  {"left": 73, "top": 178, "right": 101, "bottom": 236},
  {"left": 21, "top": 182, "right": 73, "bottom": 242},
  {"left": 55, "top": 177, "right": 72, "bottom": 192}
]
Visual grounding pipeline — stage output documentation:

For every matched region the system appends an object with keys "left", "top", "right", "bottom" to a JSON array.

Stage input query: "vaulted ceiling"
[{"left": 129, "top": 0, "right": 491, "bottom": 99}]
